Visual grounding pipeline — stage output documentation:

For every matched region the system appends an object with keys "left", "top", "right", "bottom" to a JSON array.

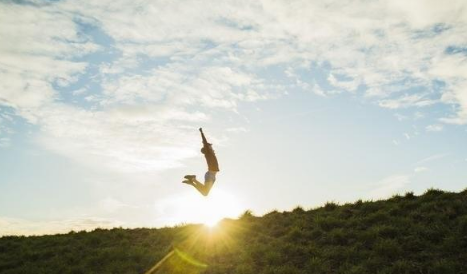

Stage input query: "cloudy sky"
[{"left": 1, "top": 0, "right": 466, "bottom": 235}]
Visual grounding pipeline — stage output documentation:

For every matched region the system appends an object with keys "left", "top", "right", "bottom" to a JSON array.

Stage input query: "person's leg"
[
  {"left": 184, "top": 177, "right": 208, "bottom": 196},
  {"left": 182, "top": 175, "right": 197, "bottom": 186},
  {"left": 182, "top": 179, "right": 195, "bottom": 186},
  {"left": 201, "top": 171, "right": 216, "bottom": 196},
  {"left": 193, "top": 182, "right": 208, "bottom": 196}
]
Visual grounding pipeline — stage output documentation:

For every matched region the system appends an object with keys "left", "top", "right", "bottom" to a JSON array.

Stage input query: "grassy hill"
[{"left": 1, "top": 188, "right": 467, "bottom": 274}]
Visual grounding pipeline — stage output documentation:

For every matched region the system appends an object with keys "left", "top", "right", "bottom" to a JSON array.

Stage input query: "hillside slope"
[{"left": 1, "top": 189, "right": 467, "bottom": 274}]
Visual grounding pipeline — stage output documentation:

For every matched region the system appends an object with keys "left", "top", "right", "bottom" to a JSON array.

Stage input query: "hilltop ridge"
[{"left": 1, "top": 188, "right": 466, "bottom": 274}]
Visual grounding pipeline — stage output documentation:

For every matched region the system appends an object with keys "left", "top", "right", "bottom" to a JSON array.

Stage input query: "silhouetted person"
[{"left": 182, "top": 128, "right": 220, "bottom": 196}]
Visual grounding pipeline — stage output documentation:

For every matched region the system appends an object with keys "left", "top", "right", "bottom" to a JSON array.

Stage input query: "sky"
[{"left": 0, "top": 0, "right": 467, "bottom": 236}]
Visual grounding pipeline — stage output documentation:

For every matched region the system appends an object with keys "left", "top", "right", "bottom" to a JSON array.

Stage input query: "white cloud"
[
  {"left": 426, "top": 124, "right": 444, "bottom": 132},
  {"left": 101, "top": 65, "right": 269, "bottom": 108},
  {"left": 58, "top": 0, "right": 467, "bottom": 107},
  {"left": 0, "top": 1, "right": 96, "bottom": 129},
  {"left": 327, "top": 74, "right": 360, "bottom": 92},
  {"left": 414, "top": 166, "right": 428, "bottom": 173},
  {"left": 34, "top": 104, "right": 203, "bottom": 173},
  {"left": 430, "top": 55, "right": 467, "bottom": 124},
  {"left": 1, "top": 0, "right": 467, "bottom": 176},
  {"left": 29, "top": 61, "right": 278, "bottom": 173},
  {"left": 379, "top": 94, "right": 437, "bottom": 109}
]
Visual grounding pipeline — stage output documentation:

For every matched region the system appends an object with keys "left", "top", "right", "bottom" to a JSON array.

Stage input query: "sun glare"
[
  {"left": 163, "top": 189, "right": 243, "bottom": 227},
  {"left": 196, "top": 190, "right": 241, "bottom": 227},
  {"left": 204, "top": 218, "right": 220, "bottom": 228}
]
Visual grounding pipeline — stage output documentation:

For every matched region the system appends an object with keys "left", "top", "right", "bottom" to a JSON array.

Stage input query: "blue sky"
[{"left": 0, "top": 0, "right": 466, "bottom": 235}]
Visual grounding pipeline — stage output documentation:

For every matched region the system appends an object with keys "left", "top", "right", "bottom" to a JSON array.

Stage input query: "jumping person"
[{"left": 182, "top": 128, "right": 220, "bottom": 196}]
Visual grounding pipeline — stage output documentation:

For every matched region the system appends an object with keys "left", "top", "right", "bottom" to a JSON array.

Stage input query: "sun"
[
  {"left": 196, "top": 190, "right": 242, "bottom": 226},
  {"left": 203, "top": 217, "right": 220, "bottom": 228},
  {"left": 169, "top": 189, "right": 243, "bottom": 227}
]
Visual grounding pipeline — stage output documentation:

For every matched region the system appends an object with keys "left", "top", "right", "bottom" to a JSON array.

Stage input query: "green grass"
[{"left": 1, "top": 188, "right": 466, "bottom": 274}]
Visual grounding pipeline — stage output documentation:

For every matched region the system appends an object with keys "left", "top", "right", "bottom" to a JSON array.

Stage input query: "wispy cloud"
[
  {"left": 426, "top": 124, "right": 444, "bottom": 132},
  {"left": 226, "top": 127, "right": 248, "bottom": 133},
  {"left": 416, "top": 153, "right": 450, "bottom": 165},
  {"left": 379, "top": 94, "right": 437, "bottom": 109},
  {"left": 1, "top": 0, "right": 467, "bottom": 175},
  {"left": 414, "top": 166, "right": 428, "bottom": 173}
]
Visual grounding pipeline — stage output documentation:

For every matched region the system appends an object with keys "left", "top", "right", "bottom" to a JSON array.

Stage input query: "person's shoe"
[
  {"left": 184, "top": 175, "right": 196, "bottom": 180},
  {"left": 182, "top": 180, "right": 193, "bottom": 185}
]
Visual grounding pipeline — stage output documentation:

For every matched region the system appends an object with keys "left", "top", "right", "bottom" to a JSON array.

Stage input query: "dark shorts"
[{"left": 204, "top": 171, "right": 217, "bottom": 183}]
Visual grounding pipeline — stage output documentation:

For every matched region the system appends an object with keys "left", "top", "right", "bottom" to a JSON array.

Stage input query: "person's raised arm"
[{"left": 199, "top": 128, "right": 209, "bottom": 146}]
